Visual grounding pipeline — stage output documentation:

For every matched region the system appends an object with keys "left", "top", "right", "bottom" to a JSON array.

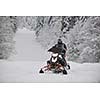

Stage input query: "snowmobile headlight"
[{"left": 52, "top": 53, "right": 58, "bottom": 57}]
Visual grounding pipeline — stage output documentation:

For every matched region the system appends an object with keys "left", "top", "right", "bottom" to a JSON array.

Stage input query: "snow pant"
[{"left": 57, "top": 56, "right": 67, "bottom": 67}]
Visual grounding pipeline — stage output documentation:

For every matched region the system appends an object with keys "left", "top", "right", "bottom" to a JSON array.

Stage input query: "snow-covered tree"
[
  {"left": 1, "top": 16, "right": 99, "bottom": 63},
  {"left": 16, "top": 16, "right": 37, "bottom": 30},
  {"left": 34, "top": 16, "right": 62, "bottom": 49},
  {"left": 66, "top": 16, "right": 100, "bottom": 63},
  {"left": 0, "top": 16, "right": 17, "bottom": 59},
  {"left": 25, "top": 16, "right": 99, "bottom": 63}
]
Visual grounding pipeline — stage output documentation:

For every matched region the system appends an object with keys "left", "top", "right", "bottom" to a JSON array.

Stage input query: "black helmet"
[{"left": 58, "top": 39, "right": 62, "bottom": 44}]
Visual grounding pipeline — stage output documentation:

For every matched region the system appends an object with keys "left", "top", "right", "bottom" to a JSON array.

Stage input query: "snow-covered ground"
[{"left": 0, "top": 28, "right": 100, "bottom": 83}]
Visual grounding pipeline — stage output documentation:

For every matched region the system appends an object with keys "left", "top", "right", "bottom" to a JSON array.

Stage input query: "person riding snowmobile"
[
  {"left": 48, "top": 39, "right": 67, "bottom": 68},
  {"left": 54, "top": 39, "right": 67, "bottom": 67},
  {"left": 39, "top": 39, "right": 70, "bottom": 74},
  {"left": 55, "top": 39, "right": 67, "bottom": 57}
]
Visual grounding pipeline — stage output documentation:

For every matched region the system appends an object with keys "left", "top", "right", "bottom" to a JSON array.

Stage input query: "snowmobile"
[{"left": 39, "top": 46, "right": 70, "bottom": 75}]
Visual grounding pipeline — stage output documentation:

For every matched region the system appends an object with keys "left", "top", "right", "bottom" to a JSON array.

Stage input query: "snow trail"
[
  {"left": 0, "top": 61, "right": 100, "bottom": 83},
  {"left": 0, "top": 28, "right": 100, "bottom": 83},
  {"left": 9, "top": 28, "right": 49, "bottom": 61}
]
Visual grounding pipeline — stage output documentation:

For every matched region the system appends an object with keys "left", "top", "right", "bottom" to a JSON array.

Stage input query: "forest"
[{"left": 0, "top": 16, "right": 100, "bottom": 63}]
